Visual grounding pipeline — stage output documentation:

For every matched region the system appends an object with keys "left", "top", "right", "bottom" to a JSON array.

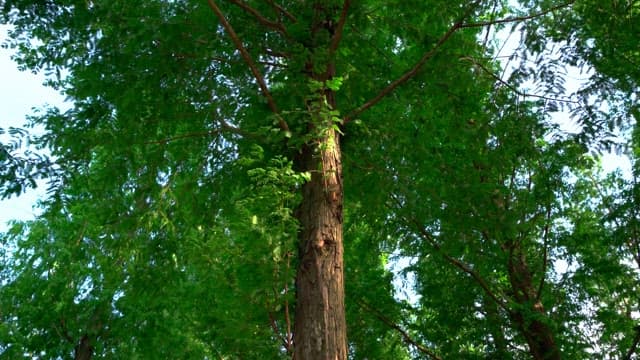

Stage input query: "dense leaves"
[{"left": 1, "top": 0, "right": 639, "bottom": 359}]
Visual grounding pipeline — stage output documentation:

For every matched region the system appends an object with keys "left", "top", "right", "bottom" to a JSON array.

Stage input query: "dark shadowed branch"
[
  {"left": 264, "top": 0, "right": 297, "bottom": 23},
  {"left": 329, "top": 0, "right": 351, "bottom": 54},
  {"left": 227, "top": 0, "right": 288, "bottom": 35},
  {"left": 356, "top": 299, "right": 443, "bottom": 360},
  {"left": 206, "top": 0, "right": 290, "bottom": 131},
  {"left": 344, "top": 1, "right": 481, "bottom": 123},
  {"left": 460, "top": 0, "right": 576, "bottom": 29}
]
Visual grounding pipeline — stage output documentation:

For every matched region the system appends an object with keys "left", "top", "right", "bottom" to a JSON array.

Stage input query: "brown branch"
[
  {"left": 356, "top": 299, "right": 442, "bottom": 360},
  {"left": 536, "top": 204, "right": 553, "bottom": 301},
  {"left": 227, "top": 0, "right": 288, "bottom": 35},
  {"left": 388, "top": 194, "right": 509, "bottom": 312},
  {"left": 624, "top": 327, "right": 640, "bottom": 360},
  {"left": 263, "top": 0, "right": 297, "bottom": 23},
  {"left": 268, "top": 311, "right": 290, "bottom": 351},
  {"left": 74, "top": 220, "right": 88, "bottom": 245},
  {"left": 56, "top": 318, "right": 75, "bottom": 343},
  {"left": 439, "top": 245, "right": 509, "bottom": 311},
  {"left": 206, "top": 0, "right": 289, "bottom": 132},
  {"left": 460, "top": 0, "right": 576, "bottom": 29},
  {"left": 328, "top": 0, "right": 351, "bottom": 54},
  {"left": 344, "top": 1, "right": 481, "bottom": 123},
  {"left": 142, "top": 131, "right": 219, "bottom": 145},
  {"left": 406, "top": 224, "right": 505, "bottom": 310}
]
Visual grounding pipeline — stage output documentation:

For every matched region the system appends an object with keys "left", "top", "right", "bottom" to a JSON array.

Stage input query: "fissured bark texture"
[{"left": 294, "top": 128, "right": 347, "bottom": 360}]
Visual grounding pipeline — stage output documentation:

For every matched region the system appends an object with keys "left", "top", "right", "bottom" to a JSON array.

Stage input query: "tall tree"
[{"left": 1, "top": 0, "right": 637, "bottom": 359}]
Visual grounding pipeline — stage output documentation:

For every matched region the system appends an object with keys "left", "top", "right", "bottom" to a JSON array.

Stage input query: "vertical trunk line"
[
  {"left": 74, "top": 334, "right": 93, "bottom": 360},
  {"left": 507, "top": 247, "right": 560, "bottom": 360},
  {"left": 293, "top": 126, "right": 346, "bottom": 359},
  {"left": 293, "top": 3, "right": 347, "bottom": 357}
]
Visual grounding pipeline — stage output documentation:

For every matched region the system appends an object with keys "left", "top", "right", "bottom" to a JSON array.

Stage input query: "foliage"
[{"left": 1, "top": 0, "right": 639, "bottom": 359}]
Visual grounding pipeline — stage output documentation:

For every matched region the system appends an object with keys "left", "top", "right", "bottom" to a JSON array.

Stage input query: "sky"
[{"left": 0, "top": 25, "right": 67, "bottom": 232}]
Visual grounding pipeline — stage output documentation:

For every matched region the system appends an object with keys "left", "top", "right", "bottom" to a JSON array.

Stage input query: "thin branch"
[
  {"left": 284, "top": 252, "right": 293, "bottom": 352},
  {"left": 328, "top": 0, "right": 351, "bottom": 54},
  {"left": 344, "top": 1, "right": 481, "bottom": 123},
  {"left": 144, "top": 131, "right": 221, "bottom": 145},
  {"left": 206, "top": 0, "right": 289, "bottom": 132},
  {"left": 143, "top": 117, "right": 262, "bottom": 145},
  {"left": 388, "top": 195, "right": 509, "bottom": 311},
  {"left": 438, "top": 244, "right": 509, "bottom": 311},
  {"left": 460, "top": 0, "right": 576, "bottom": 29},
  {"left": 403, "top": 221, "right": 506, "bottom": 309},
  {"left": 460, "top": 56, "right": 580, "bottom": 104},
  {"left": 227, "top": 0, "right": 288, "bottom": 35},
  {"left": 481, "top": 0, "right": 500, "bottom": 50},
  {"left": 268, "top": 311, "right": 290, "bottom": 351},
  {"left": 56, "top": 318, "right": 75, "bottom": 343},
  {"left": 74, "top": 220, "right": 88, "bottom": 246},
  {"left": 263, "top": 0, "right": 297, "bottom": 23},
  {"left": 624, "top": 327, "right": 640, "bottom": 360},
  {"left": 536, "top": 204, "right": 552, "bottom": 301},
  {"left": 356, "top": 299, "right": 442, "bottom": 360},
  {"left": 264, "top": 48, "right": 290, "bottom": 59}
]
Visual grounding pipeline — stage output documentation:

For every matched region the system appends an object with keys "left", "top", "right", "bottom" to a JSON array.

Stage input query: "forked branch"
[
  {"left": 414, "top": 222, "right": 510, "bottom": 312},
  {"left": 329, "top": 0, "right": 351, "bottom": 54},
  {"left": 388, "top": 194, "right": 509, "bottom": 312},
  {"left": 263, "top": 0, "right": 297, "bottom": 23},
  {"left": 356, "top": 299, "right": 443, "bottom": 360},
  {"left": 228, "top": 0, "right": 288, "bottom": 35},
  {"left": 344, "top": 1, "right": 481, "bottom": 123},
  {"left": 207, "top": 0, "right": 289, "bottom": 132}
]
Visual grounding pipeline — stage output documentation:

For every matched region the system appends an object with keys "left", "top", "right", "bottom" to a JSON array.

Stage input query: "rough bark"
[
  {"left": 293, "top": 126, "right": 346, "bottom": 359},
  {"left": 292, "top": 2, "right": 348, "bottom": 358},
  {"left": 507, "top": 247, "right": 560, "bottom": 360},
  {"left": 74, "top": 334, "right": 93, "bottom": 360}
]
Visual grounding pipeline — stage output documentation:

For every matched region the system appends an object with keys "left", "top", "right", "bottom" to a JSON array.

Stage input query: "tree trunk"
[
  {"left": 293, "top": 125, "right": 347, "bottom": 359},
  {"left": 292, "top": 1, "right": 348, "bottom": 357},
  {"left": 484, "top": 296, "right": 509, "bottom": 358},
  {"left": 507, "top": 248, "right": 560, "bottom": 360},
  {"left": 74, "top": 334, "right": 93, "bottom": 360}
]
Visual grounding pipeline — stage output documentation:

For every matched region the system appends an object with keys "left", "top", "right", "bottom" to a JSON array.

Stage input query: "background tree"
[{"left": 1, "top": 0, "right": 638, "bottom": 359}]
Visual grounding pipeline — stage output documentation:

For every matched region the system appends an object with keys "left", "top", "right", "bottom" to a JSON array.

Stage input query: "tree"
[
  {"left": 0, "top": 126, "right": 53, "bottom": 198},
  {"left": 1, "top": 0, "right": 638, "bottom": 359}
]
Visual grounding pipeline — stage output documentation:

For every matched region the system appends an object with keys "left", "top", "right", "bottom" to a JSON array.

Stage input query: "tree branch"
[
  {"left": 408, "top": 225, "right": 505, "bottom": 309},
  {"left": 536, "top": 204, "right": 552, "bottom": 301},
  {"left": 263, "top": 0, "right": 297, "bottom": 23},
  {"left": 624, "top": 326, "right": 640, "bottom": 360},
  {"left": 268, "top": 311, "right": 290, "bottom": 352},
  {"left": 460, "top": 0, "right": 576, "bottom": 29},
  {"left": 459, "top": 56, "right": 580, "bottom": 104},
  {"left": 227, "top": 0, "right": 288, "bottom": 35},
  {"left": 329, "top": 0, "right": 351, "bottom": 54},
  {"left": 436, "top": 242, "right": 509, "bottom": 312},
  {"left": 143, "top": 131, "right": 221, "bottom": 145},
  {"left": 206, "top": 0, "right": 289, "bottom": 132},
  {"left": 356, "top": 299, "right": 442, "bottom": 360},
  {"left": 284, "top": 252, "right": 293, "bottom": 351},
  {"left": 388, "top": 194, "right": 509, "bottom": 312},
  {"left": 344, "top": 1, "right": 481, "bottom": 123}
]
